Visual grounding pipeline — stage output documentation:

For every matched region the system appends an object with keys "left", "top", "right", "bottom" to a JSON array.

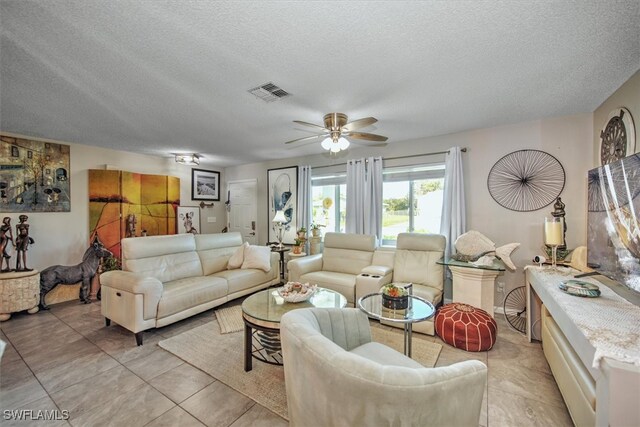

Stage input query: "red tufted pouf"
[{"left": 435, "top": 303, "right": 497, "bottom": 352}]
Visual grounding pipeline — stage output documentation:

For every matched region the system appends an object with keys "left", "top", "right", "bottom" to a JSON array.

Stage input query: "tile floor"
[{"left": 0, "top": 299, "right": 572, "bottom": 426}]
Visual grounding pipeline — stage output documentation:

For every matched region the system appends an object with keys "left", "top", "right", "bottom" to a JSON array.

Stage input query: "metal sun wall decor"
[{"left": 487, "top": 149, "right": 565, "bottom": 212}]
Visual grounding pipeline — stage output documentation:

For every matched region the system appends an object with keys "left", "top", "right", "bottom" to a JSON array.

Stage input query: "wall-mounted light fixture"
[{"left": 175, "top": 154, "right": 200, "bottom": 165}]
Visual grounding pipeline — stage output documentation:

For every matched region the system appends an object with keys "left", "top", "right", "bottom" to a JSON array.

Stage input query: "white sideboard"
[{"left": 526, "top": 267, "right": 640, "bottom": 426}]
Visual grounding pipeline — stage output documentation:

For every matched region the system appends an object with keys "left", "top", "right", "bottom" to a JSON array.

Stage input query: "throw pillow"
[
  {"left": 241, "top": 245, "right": 272, "bottom": 272},
  {"left": 228, "top": 242, "right": 249, "bottom": 270}
]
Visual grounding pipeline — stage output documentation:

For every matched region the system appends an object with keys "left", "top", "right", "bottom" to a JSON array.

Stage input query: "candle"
[{"left": 544, "top": 218, "right": 563, "bottom": 246}]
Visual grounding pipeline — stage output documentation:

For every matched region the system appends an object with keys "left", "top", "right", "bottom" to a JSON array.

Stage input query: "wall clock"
[
  {"left": 600, "top": 107, "right": 636, "bottom": 165},
  {"left": 487, "top": 149, "right": 565, "bottom": 212}
]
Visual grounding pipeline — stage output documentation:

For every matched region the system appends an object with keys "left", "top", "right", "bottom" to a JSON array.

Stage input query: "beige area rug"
[
  {"left": 215, "top": 305, "right": 244, "bottom": 334},
  {"left": 159, "top": 317, "right": 441, "bottom": 420}
]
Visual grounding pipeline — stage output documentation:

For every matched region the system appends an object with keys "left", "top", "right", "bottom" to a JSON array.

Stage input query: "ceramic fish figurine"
[{"left": 453, "top": 230, "right": 520, "bottom": 270}]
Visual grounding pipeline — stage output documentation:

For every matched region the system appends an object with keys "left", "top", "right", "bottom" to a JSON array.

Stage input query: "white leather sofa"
[
  {"left": 100, "top": 232, "right": 279, "bottom": 345},
  {"left": 281, "top": 308, "right": 487, "bottom": 427},
  {"left": 287, "top": 232, "right": 389, "bottom": 304}
]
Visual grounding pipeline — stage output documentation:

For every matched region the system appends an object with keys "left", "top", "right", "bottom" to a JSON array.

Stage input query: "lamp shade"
[
  {"left": 321, "top": 138, "right": 332, "bottom": 150},
  {"left": 272, "top": 210, "right": 287, "bottom": 223}
]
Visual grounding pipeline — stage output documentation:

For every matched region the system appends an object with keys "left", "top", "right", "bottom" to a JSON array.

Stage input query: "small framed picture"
[
  {"left": 192, "top": 169, "right": 220, "bottom": 201},
  {"left": 177, "top": 206, "right": 200, "bottom": 234}
]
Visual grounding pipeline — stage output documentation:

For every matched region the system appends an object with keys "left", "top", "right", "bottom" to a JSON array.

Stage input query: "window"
[
  {"left": 311, "top": 174, "right": 346, "bottom": 233},
  {"left": 382, "top": 164, "right": 445, "bottom": 245}
]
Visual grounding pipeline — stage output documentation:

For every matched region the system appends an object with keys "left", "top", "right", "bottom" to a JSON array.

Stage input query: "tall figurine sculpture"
[
  {"left": 15, "top": 215, "right": 34, "bottom": 271},
  {"left": 126, "top": 214, "right": 137, "bottom": 238},
  {"left": 0, "top": 217, "right": 14, "bottom": 272},
  {"left": 551, "top": 197, "right": 567, "bottom": 250}
]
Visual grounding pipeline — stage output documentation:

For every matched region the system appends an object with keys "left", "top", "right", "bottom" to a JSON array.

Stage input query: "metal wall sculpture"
[
  {"left": 0, "top": 135, "right": 70, "bottom": 212},
  {"left": 487, "top": 149, "right": 565, "bottom": 212}
]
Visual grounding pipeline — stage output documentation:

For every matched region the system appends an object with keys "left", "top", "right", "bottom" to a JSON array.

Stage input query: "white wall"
[
  {"left": 0, "top": 132, "right": 226, "bottom": 270},
  {"left": 225, "top": 113, "right": 594, "bottom": 302}
]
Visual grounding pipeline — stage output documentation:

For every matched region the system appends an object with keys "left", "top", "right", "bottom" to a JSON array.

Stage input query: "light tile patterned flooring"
[{"left": 1, "top": 299, "right": 572, "bottom": 426}]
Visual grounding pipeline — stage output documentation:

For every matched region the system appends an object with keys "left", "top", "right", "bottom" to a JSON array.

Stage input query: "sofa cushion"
[
  {"left": 212, "top": 268, "right": 276, "bottom": 295},
  {"left": 157, "top": 276, "right": 228, "bottom": 319},
  {"left": 228, "top": 242, "right": 248, "bottom": 270},
  {"left": 322, "top": 248, "right": 375, "bottom": 276},
  {"left": 123, "top": 234, "right": 196, "bottom": 260},
  {"left": 393, "top": 250, "right": 443, "bottom": 291},
  {"left": 299, "top": 271, "right": 356, "bottom": 303},
  {"left": 393, "top": 282, "right": 442, "bottom": 305},
  {"left": 124, "top": 251, "right": 203, "bottom": 283},
  {"left": 350, "top": 342, "right": 424, "bottom": 368},
  {"left": 194, "top": 232, "right": 243, "bottom": 250},
  {"left": 241, "top": 245, "right": 271, "bottom": 272}
]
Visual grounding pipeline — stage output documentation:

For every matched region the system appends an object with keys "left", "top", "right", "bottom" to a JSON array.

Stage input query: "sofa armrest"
[
  {"left": 288, "top": 254, "right": 323, "bottom": 282},
  {"left": 361, "top": 265, "right": 393, "bottom": 277},
  {"left": 101, "top": 270, "right": 162, "bottom": 294},
  {"left": 100, "top": 270, "right": 163, "bottom": 320}
]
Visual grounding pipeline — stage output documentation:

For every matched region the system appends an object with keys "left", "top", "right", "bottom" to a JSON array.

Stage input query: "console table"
[
  {"left": 437, "top": 258, "right": 505, "bottom": 317},
  {"left": 525, "top": 266, "right": 640, "bottom": 426}
]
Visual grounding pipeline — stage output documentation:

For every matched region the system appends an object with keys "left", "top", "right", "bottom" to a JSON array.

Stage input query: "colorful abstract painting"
[
  {"left": 89, "top": 170, "right": 179, "bottom": 258},
  {"left": 0, "top": 135, "right": 71, "bottom": 212}
]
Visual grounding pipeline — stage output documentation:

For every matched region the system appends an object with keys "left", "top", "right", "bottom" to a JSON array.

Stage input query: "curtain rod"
[{"left": 312, "top": 147, "right": 467, "bottom": 170}]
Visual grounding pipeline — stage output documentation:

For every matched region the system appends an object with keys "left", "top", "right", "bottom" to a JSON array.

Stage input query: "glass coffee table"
[
  {"left": 358, "top": 290, "right": 435, "bottom": 358},
  {"left": 242, "top": 287, "right": 347, "bottom": 371}
]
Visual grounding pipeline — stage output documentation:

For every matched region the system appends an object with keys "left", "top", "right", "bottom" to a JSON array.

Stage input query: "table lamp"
[
  {"left": 544, "top": 216, "right": 564, "bottom": 269},
  {"left": 272, "top": 210, "right": 287, "bottom": 249}
]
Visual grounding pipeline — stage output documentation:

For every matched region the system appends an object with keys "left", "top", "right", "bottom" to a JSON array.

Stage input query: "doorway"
[{"left": 227, "top": 179, "right": 258, "bottom": 244}]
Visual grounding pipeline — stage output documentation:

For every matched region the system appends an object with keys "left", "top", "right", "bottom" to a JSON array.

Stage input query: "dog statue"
[{"left": 40, "top": 236, "right": 113, "bottom": 309}]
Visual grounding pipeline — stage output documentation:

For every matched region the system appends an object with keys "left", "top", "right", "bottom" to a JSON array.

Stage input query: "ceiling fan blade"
[
  {"left": 351, "top": 140, "right": 388, "bottom": 147},
  {"left": 293, "top": 120, "right": 328, "bottom": 132},
  {"left": 344, "top": 131, "right": 388, "bottom": 142},
  {"left": 341, "top": 117, "right": 377, "bottom": 132},
  {"left": 284, "top": 134, "right": 325, "bottom": 145}
]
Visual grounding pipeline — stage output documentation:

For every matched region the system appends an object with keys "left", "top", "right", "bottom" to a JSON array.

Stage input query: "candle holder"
[{"left": 544, "top": 216, "right": 564, "bottom": 269}]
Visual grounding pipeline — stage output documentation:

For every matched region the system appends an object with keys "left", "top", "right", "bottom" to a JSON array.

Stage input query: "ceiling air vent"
[{"left": 248, "top": 82, "right": 291, "bottom": 102}]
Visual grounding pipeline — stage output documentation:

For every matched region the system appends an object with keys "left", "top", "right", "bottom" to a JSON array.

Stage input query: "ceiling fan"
[{"left": 285, "top": 113, "right": 388, "bottom": 153}]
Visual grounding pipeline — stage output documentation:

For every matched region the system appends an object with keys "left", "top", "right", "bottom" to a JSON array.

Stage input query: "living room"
[{"left": 1, "top": 1, "right": 639, "bottom": 426}]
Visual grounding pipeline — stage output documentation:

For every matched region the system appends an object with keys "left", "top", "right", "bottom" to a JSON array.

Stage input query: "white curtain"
[
  {"left": 298, "top": 165, "right": 312, "bottom": 232},
  {"left": 364, "top": 157, "right": 383, "bottom": 241},
  {"left": 346, "top": 157, "right": 383, "bottom": 241},
  {"left": 346, "top": 159, "right": 366, "bottom": 233},
  {"left": 440, "top": 147, "right": 466, "bottom": 260}
]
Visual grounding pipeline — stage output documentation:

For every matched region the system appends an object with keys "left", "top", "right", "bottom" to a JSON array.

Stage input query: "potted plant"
[
  {"left": 297, "top": 227, "right": 307, "bottom": 239},
  {"left": 380, "top": 283, "right": 409, "bottom": 310},
  {"left": 310, "top": 223, "right": 325, "bottom": 237},
  {"left": 94, "top": 254, "right": 121, "bottom": 301},
  {"left": 292, "top": 238, "right": 304, "bottom": 254}
]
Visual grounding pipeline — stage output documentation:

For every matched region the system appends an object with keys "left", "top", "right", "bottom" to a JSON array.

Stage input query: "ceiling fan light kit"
[{"left": 286, "top": 112, "right": 388, "bottom": 153}]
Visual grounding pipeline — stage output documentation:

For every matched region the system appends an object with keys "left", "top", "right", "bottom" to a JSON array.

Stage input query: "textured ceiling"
[{"left": 1, "top": 1, "right": 639, "bottom": 167}]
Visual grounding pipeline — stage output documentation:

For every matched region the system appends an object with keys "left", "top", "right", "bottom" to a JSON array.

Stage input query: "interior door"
[{"left": 228, "top": 179, "right": 258, "bottom": 244}]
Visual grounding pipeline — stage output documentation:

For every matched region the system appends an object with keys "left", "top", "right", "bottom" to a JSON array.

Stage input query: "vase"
[
  {"left": 382, "top": 293, "right": 408, "bottom": 310},
  {"left": 292, "top": 246, "right": 302, "bottom": 254}
]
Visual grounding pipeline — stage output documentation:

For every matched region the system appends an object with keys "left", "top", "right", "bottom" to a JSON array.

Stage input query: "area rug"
[
  {"left": 159, "top": 319, "right": 441, "bottom": 420},
  {"left": 214, "top": 305, "right": 244, "bottom": 334}
]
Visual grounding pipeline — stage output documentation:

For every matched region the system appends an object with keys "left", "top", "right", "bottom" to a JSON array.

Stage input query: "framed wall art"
[
  {"left": 267, "top": 166, "right": 298, "bottom": 244},
  {"left": 177, "top": 206, "right": 200, "bottom": 234},
  {"left": 191, "top": 168, "right": 220, "bottom": 201},
  {"left": 0, "top": 135, "right": 71, "bottom": 212}
]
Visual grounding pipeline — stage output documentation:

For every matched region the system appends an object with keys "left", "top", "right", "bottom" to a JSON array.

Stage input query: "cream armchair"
[
  {"left": 281, "top": 308, "right": 487, "bottom": 427},
  {"left": 288, "top": 232, "right": 386, "bottom": 304}
]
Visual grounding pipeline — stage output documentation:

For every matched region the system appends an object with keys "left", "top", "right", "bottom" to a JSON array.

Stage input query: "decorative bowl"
[
  {"left": 558, "top": 280, "right": 601, "bottom": 298},
  {"left": 277, "top": 282, "right": 317, "bottom": 303}
]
